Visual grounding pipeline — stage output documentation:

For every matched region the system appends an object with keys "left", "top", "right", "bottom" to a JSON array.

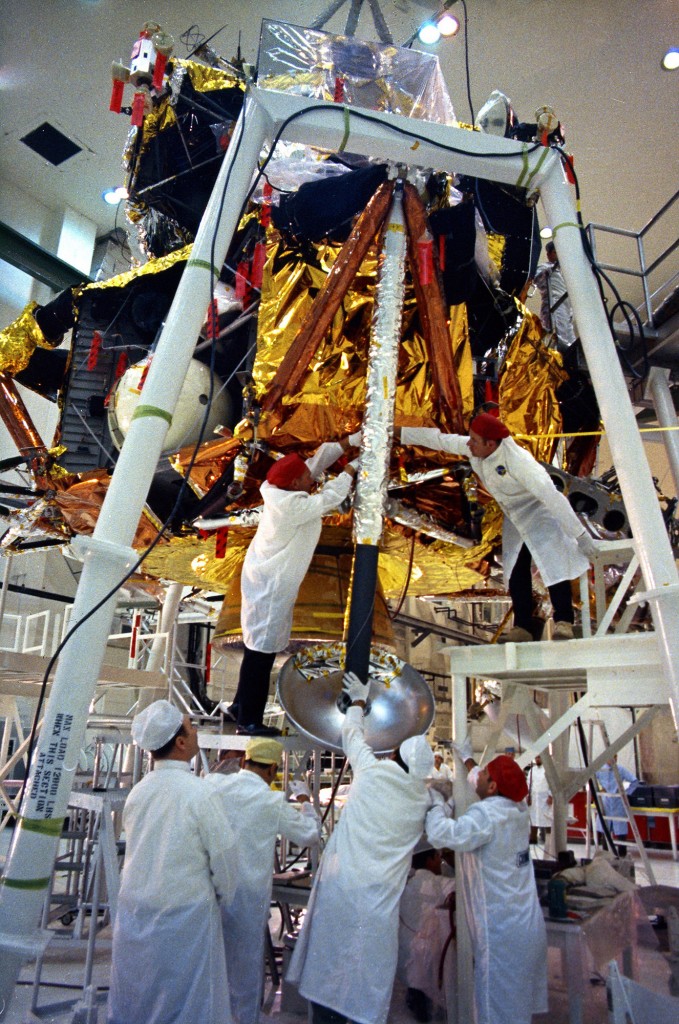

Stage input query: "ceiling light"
[
  {"left": 540, "top": 226, "right": 553, "bottom": 240},
  {"left": 417, "top": 22, "right": 441, "bottom": 46},
  {"left": 438, "top": 14, "right": 460, "bottom": 37},
  {"left": 661, "top": 47, "right": 679, "bottom": 70},
  {"left": 103, "top": 186, "right": 128, "bottom": 205}
]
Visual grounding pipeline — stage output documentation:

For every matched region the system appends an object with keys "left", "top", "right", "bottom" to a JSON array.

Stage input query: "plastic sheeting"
[{"left": 257, "top": 20, "right": 456, "bottom": 125}]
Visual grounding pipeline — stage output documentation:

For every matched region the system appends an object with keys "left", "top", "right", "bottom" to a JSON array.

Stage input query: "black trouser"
[
  {"left": 508, "top": 543, "right": 573, "bottom": 631},
  {"left": 232, "top": 646, "right": 277, "bottom": 728}
]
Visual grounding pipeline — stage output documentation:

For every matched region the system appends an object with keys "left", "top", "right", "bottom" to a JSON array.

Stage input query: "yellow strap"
[{"left": 514, "top": 425, "right": 679, "bottom": 440}]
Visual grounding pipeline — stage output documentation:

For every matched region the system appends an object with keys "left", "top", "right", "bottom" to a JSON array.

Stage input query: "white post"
[
  {"left": 0, "top": 93, "right": 271, "bottom": 1016},
  {"left": 539, "top": 163, "right": 679, "bottom": 731},
  {"left": 450, "top": 672, "right": 473, "bottom": 1024},
  {"left": 644, "top": 367, "right": 679, "bottom": 498}
]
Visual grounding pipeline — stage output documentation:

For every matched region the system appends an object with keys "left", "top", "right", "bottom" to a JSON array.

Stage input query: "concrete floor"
[{"left": 1, "top": 845, "right": 678, "bottom": 1023}]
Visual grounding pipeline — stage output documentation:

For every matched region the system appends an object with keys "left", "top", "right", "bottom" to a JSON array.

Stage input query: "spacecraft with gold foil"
[{"left": 0, "top": 16, "right": 655, "bottom": 645}]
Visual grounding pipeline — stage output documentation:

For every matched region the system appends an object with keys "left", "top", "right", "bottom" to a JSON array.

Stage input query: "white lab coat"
[
  {"left": 397, "top": 870, "right": 456, "bottom": 1007},
  {"left": 426, "top": 796, "right": 547, "bottom": 1024},
  {"left": 204, "top": 769, "right": 321, "bottom": 1024},
  {"left": 527, "top": 763, "right": 553, "bottom": 828},
  {"left": 430, "top": 762, "right": 455, "bottom": 784},
  {"left": 401, "top": 428, "right": 588, "bottom": 587},
  {"left": 107, "top": 760, "right": 237, "bottom": 1024},
  {"left": 241, "top": 442, "right": 353, "bottom": 653},
  {"left": 595, "top": 763, "right": 639, "bottom": 837},
  {"left": 287, "top": 706, "right": 430, "bottom": 1024}
]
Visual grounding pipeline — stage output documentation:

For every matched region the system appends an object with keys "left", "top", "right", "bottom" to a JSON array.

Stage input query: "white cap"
[
  {"left": 400, "top": 735, "right": 435, "bottom": 779},
  {"left": 132, "top": 700, "right": 183, "bottom": 751}
]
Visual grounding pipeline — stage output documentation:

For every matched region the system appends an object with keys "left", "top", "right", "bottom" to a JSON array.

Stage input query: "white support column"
[
  {"left": 0, "top": 92, "right": 271, "bottom": 1017},
  {"left": 644, "top": 367, "right": 679, "bottom": 498},
  {"left": 451, "top": 672, "right": 474, "bottom": 1024},
  {"left": 539, "top": 164, "right": 679, "bottom": 731},
  {"left": 548, "top": 692, "right": 570, "bottom": 856}
]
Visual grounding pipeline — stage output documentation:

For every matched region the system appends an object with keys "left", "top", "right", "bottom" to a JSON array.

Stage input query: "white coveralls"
[
  {"left": 426, "top": 796, "right": 548, "bottom": 1024},
  {"left": 527, "top": 763, "right": 553, "bottom": 830},
  {"left": 401, "top": 428, "right": 588, "bottom": 588},
  {"left": 107, "top": 761, "right": 237, "bottom": 1024},
  {"left": 241, "top": 441, "right": 353, "bottom": 653},
  {"left": 287, "top": 706, "right": 431, "bottom": 1024},
  {"left": 204, "top": 769, "right": 321, "bottom": 1024},
  {"left": 397, "top": 870, "right": 456, "bottom": 1009},
  {"left": 430, "top": 761, "right": 454, "bottom": 785}
]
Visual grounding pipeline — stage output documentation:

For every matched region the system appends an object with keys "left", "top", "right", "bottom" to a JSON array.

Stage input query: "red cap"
[
  {"left": 487, "top": 755, "right": 528, "bottom": 802},
  {"left": 470, "top": 412, "right": 510, "bottom": 441},
  {"left": 266, "top": 453, "right": 307, "bottom": 489}
]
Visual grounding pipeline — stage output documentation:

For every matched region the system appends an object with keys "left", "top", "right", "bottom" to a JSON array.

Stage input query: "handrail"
[{"left": 586, "top": 188, "right": 679, "bottom": 329}]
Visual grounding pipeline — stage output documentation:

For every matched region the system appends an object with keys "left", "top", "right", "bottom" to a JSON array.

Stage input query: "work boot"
[
  {"left": 498, "top": 626, "right": 533, "bottom": 644},
  {"left": 552, "top": 621, "right": 574, "bottom": 641},
  {"left": 236, "top": 723, "right": 282, "bottom": 737}
]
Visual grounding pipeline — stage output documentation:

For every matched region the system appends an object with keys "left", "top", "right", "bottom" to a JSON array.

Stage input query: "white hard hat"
[
  {"left": 132, "top": 700, "right": 183, "bottom": 751},
  {"left": 400, "top": 735, "right": 435, "bottom": 780}
]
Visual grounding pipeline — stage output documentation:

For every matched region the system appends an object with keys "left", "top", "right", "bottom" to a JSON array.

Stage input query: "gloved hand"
[
  {"left": 576, "top": 530, "right": 599, "bottom": 560},
  {"left": 289, "top": 779, "right": 311, "bottom": 800},
  {"left": 347, "top": 458, "right": 360, "bottom": 472},
  {"left": 342, "top": 670, "right": 370, "bottom": 704},
  {"left": 348, "top": 429, "right": 362, "bottom": 447},
  {"left": 426, "top": 785, "right": 445, "bottom": 808},
  {"left": 452, "top": 733, "right": 473, "bottom": 763}
]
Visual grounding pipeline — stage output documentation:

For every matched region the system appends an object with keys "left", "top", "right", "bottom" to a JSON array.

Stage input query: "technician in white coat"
[
  {"left": 287, "top": 672, "right": 434, "bottom": 1024},
  {"left": 231, "top": 433, "right": 360, "bottom": 735},
  {"left": 205, "top": 736, "right": 321, "bottom": 1024},
  {"left": 107, "top": 700, "right": 236, "bottom": 1024},
  {"left": 398, "top": 412, "right": 598, "bottom": 642},
  {"left": 425, "top": 746, "right": 547, "bottom": 1024},
  {"left": 527, "top": 753, "right": 553, "bottom": 846},
  {"left": 430, "top": 750, "right": 454, "bottom": 786}
]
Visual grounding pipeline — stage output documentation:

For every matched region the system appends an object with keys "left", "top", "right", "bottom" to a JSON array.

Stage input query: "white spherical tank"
[{"left": 107, "top": 357, "right": 231, "bottom": 454}]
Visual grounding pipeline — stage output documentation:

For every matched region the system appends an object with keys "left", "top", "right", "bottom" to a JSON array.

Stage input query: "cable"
[
  {"left": 575, "top": 716, "right": 618, "bottom": 857},
  {"left": 460, "top": 0, "right": 474, "bottom": 124}
]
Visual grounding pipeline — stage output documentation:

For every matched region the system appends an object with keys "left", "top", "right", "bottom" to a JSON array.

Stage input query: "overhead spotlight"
[
  {"left": 661, "top": 47, "right": 679, "bottom": 70},
  {"left": 417, "top": 21, "right": 441, "bottom": 46},
  {"left": 413, "top": 2, "right": 460, "bottom": 47},
  {"left": 540, "top": 226, "right": 553, "bottom": 240},
  {"left": 102, "top": 186, "right": 128, "bottom": 205},
  {"left": 438, "top": 13, "right": 460, "bottom": 37}
]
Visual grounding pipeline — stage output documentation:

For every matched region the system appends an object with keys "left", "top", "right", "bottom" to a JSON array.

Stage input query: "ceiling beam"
[{"left": 0, "top": 221, "right": 92, "bottom": 292}]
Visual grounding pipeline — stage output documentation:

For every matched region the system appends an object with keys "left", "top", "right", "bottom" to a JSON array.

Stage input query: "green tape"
[
  {"left": 515, "top": 144, "right": 530, "bottom": 188},
  {"left": 338, "top": 107, "right": 351, "bottom": 153},
  {"left": 18, "top": 815, "right": 65, "bottom": 837},
  {"left": 552, "top": 221, "right": 581, "bottom": 237},
  {"left": 187, "top": 258, "right": 220, "bottom": 275},
  {"left": 131, "top": 405, "right": 173, "bottom": 427},
  {"left": 0, "top": 875, "right": 51, "bottom": 890},
  {"left": 523, "top": 145, "right": 550, "bottom": 190}
]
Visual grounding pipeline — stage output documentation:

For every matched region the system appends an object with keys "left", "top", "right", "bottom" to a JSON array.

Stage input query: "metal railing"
[{"left": 587, "top": 189, "right": 679, "bottom": 331}]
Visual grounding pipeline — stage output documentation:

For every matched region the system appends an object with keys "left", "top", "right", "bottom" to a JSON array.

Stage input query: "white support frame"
[{"left": 1, "top": 83, "right": 678, "bottom": 1017}]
